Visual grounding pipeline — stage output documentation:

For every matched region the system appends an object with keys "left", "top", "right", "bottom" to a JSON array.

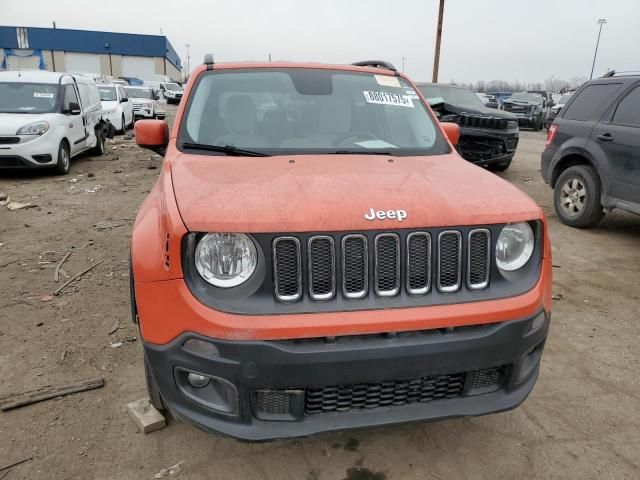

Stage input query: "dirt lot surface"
[{"left": 1, "top": 110, "right": 639, "bottom": 479}]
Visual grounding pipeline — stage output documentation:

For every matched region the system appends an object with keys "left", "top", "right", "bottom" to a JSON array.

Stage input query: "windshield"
[
  {"left": 508, "top": 93, "right": 540, "bottom": 103},
  {"left": 98, "top": 86, "right": 117, "bottom": 101},
  {"left": 180, "top": 69, "right": 445, "bottom": 155},
  {"left": 0, "top": 82, "right": 59, "bottom": 114},
  {"left": 164, "top": 83, "right": 182, "bottom": 91},
  {"left": 124, "top": 87, "right": 152, "bottom": 99},
  {"left": 558, "top": 94, "right": 572, "bottom": 105},
  {"left": 418, "top": 85, "right": 485, "bottom": 108}
]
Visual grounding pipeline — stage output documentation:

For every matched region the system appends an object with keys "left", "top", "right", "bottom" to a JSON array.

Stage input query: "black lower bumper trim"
[
  {"left": 143, "top": 310, "right": 550, "bottom": 440},
  {"left": 0, "top": 155, "right": 51, "bottom": 169}
]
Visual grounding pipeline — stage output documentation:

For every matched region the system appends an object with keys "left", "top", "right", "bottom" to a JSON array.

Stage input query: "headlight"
[
  {"left": 507, "top": 121, "right": 518, "bottom": 129},
  {"left": 16, "top": 121, "right": 49, "bottom": 135},
  {"left": 195, "top": 233, "right": 257, "bottom": 287},
  {"left": 496, "top": 222, "right": 535, "bottom": 271}
]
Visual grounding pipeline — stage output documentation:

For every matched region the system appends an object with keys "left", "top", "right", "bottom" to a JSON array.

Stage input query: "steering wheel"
[{"left": 333, "top": 131, "right": 378, "bottom": 147}]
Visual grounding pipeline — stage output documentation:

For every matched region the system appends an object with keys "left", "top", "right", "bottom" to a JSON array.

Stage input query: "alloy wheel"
[{"left": 560, "top": 177, "right": 586, "bottom": 216}]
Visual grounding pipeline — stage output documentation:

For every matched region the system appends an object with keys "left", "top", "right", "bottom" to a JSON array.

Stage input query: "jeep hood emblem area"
[{"left": 364, "top": 208, "right": 408, "bottom": 221}]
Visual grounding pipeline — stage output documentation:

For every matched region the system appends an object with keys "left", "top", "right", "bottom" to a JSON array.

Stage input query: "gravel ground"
[{"left": 1, "top": 111, "right": 639, "bottom": 480}]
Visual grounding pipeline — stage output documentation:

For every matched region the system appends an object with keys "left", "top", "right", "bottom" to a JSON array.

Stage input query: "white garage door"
[
  {"left": 121, "top": 56, "right": 156, "bottom": 81},
  {"left": 65, "top": 53, "right": 101, "bottom": 75}
]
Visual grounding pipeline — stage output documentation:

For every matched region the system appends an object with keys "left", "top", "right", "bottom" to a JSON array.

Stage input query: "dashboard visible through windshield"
[{"left": 179, "top": 68, "right": 448, "bottom": 156}]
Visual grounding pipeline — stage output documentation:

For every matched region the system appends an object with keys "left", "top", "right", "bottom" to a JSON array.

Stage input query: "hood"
[
  {"left": 0, "top": 112, "right": 59, "bottom": 136},
  {"left": 170, "top": 153, "right": 541, "bottom": 232},
  {"left": 433, "top": 101, "right": 516, "bottom": 120},
  {"left": 504, "top": 98, "right": 540, "bottom": 107},
  {"left": 132, "top": 98, "right": 153, "bottom": 105},
  {"left": 101, "top": 101, "right": 118, "bottom": 110}
]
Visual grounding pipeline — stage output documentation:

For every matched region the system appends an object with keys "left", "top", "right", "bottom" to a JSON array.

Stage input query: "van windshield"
[
  {"left": 180, "top": 68, "right": 446, "bottom": 156},
  {"left": 0, "top": 82, "right": 59, "bottom": 114},
  {"left": 124, "top": 87, "right": 152, "bottom": 99},
  {"left": 164, "top": 83, "right": 182, "bottom": 91},
  {"left": 98, "top": 86, "right": 117, "bottom": 101}
]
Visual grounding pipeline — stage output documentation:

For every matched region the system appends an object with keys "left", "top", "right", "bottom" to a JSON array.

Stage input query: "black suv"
[
  {"left": 417, "top": 83, "right": 519, "bottom": 171},
  {"left": 542, "top": 72, "right": 640, "bottom": 227}
]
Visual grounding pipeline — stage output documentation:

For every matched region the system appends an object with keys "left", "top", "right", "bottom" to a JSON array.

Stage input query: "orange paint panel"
[{"left": 136, "top": 255, "right": 551, "bottom": 344}]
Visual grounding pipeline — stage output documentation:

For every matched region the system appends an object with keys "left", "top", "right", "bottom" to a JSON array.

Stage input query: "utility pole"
[
  {"left": 432, "top": 0, "right": 445, "bottom": 83},
  {"left": 402, "top": 57, "right": 406, "bottom": 73},
  {"left": 185, "top": 43, "right": 191, "bottom": 81},
  {"left": 590, "top": 18, "right": 607, "bottom": 79}
]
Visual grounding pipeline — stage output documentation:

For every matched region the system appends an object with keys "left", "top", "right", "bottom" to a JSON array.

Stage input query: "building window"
[{"left": 16, "top": 27, "right": 29, "bottom": 49}]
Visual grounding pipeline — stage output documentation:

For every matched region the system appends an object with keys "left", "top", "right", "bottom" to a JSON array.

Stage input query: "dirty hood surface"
[{"left": 171, "top": 153, "right": 541, "bottom": 232}]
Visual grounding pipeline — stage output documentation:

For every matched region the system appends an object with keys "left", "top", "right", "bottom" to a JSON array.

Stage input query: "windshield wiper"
[
  {"left": 181, "top": 142, "right": 270, "bottom": 157},
  {"left": 330, "top": 150, "right": 393, "bottom": 155}
]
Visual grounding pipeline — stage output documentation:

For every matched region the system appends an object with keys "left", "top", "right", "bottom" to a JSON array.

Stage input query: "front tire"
[
  {"left": 54, "top": 140, "right": 70, "bottom": 175},
  {"left": 144, "top": 354, "right": 165, "bottom": 411},
  {"left": 118, "top": 114, "right": 126, "bottom": 134},
  {"left": 91, "top": 128, "right": 105, "bottom": 156},
  {"left": 554, "top": 165, "right": 604, "bottom": 228}
]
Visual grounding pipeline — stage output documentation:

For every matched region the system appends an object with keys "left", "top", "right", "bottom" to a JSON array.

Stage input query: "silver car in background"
[{"left": 123, "top": 86, "right": 167, "bottom": 120}]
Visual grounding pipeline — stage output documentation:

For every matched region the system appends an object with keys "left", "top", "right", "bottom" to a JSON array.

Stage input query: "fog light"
[{"left": 187, "top": 373, "right": 210, "bottom": 388}]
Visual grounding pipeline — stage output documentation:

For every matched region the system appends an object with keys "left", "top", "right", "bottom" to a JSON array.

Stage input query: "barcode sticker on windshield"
[
  {"left": 363, "top": 91, "right": 414, "bottom": 108},
  {"left": 375, "top": 75, "right": 401, "bottom": 88},
  {"left": 33, "top": 92, "right": 54, "bottom": 98}
]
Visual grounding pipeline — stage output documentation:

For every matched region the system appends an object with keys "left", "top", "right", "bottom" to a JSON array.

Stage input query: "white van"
[
  {"left": 0, "top": 70, "right": 111, "bottom": 174},
  {"left": 144, "top": 80, "right": 183, "bottom": 104},
  {"left": 97, "top": 84, "right": 134, "bottom": 134}
]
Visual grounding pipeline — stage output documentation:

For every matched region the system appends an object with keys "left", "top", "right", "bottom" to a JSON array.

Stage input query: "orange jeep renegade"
[{"left": 131, "top": 57, "right": 552, "bottom": 440}]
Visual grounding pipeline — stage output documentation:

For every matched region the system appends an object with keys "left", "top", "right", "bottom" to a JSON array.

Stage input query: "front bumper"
[
  {"left": 457, "top": 127, "right": 519, "bottom": 166},
  {"left": 0, "top": 134, "right": 59, "bottom": 169},
  {"left": 144, "top": 310, "right": 549, "bottom": 440}
]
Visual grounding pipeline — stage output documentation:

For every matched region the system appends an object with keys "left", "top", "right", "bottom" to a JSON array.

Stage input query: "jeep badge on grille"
[{"left": 364, "top": 208, "right": 408, "bottom": 221}]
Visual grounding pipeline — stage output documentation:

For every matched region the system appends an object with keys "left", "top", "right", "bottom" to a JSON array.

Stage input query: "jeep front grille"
[
  {"left": 272, "top": 228, "right": 492, "bottom": 303},
  {"left": 273, "top": 237, "right": 302, "bottom": 302},
  {"left": 467, "top": 229, "right": 491, "bottom": 289}
]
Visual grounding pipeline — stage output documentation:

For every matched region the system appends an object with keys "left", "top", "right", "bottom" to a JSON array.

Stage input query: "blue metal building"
[{"left": 0, "top": 25, "right": 182, "bottom": 81}]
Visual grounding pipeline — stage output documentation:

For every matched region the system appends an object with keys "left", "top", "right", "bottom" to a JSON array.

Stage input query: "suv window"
[
  {"left": 612, "top": 86, "right": 640, "bottom": 127},
  {"left": 562, "top": 83, "right": 622, "bottom": 121},
  {"left": 63, "top": 84, "right": 79, "bottom": 110}
]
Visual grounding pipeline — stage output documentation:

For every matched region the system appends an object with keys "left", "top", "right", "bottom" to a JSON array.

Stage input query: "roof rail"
[
  {"left": 203, "top": 53, "right": 215, "bottom": 65},
  {"left": 601, "top": 69, "right": 640, "bottom": 78},
  {"left": 352, "top": 60, "right": 397, "bottom": 72}
]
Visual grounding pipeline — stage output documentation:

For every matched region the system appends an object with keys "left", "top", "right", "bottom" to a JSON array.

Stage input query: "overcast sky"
[{"left": 3, "top": 0, "right": 638, "bottom": 83}]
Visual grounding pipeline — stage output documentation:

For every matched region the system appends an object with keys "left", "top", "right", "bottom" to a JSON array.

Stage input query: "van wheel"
[
  {"left": 54, "top": 141, "right": 71, "bottom": 175},
  {"left": 554, "top": 165, "right": 604, "bottom": 228},
  {"left": 92, "top": 128, "right": 105, "bottom": 156},
  {"left": 144, "top": 354, "right": 165, "bottom": 411}
]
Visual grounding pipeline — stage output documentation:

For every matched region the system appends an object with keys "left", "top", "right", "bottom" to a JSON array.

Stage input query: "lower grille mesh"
[{"left": 305, "top": 372, "right": 465, "bottom": 414}]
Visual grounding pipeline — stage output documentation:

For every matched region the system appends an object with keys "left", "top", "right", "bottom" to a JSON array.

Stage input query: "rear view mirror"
[
  {"left": 121, "top": 97, "right": 129, "bottom": 103},
  {"left": 64, "top": 102, "right": 81, "bottom": 115},
  {"left": 135, "top": 119, "right": 169, "bottom": 156},
  {"left": 440, "top": 122, "right": 460, "bottom": 146}
]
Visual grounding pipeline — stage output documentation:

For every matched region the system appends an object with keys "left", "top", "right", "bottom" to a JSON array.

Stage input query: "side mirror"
[
  {"left": 135, "top": 119, "right": 169, "bottom": 156},
  {"left": 121, "top": 97, "right": 129, "bottom": 103},
  {"left": 64, "top": 102, "right": 81, "bottom": 115},
  {"left": 440, "top": 122, "right": 460, "bottom": 146}
]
